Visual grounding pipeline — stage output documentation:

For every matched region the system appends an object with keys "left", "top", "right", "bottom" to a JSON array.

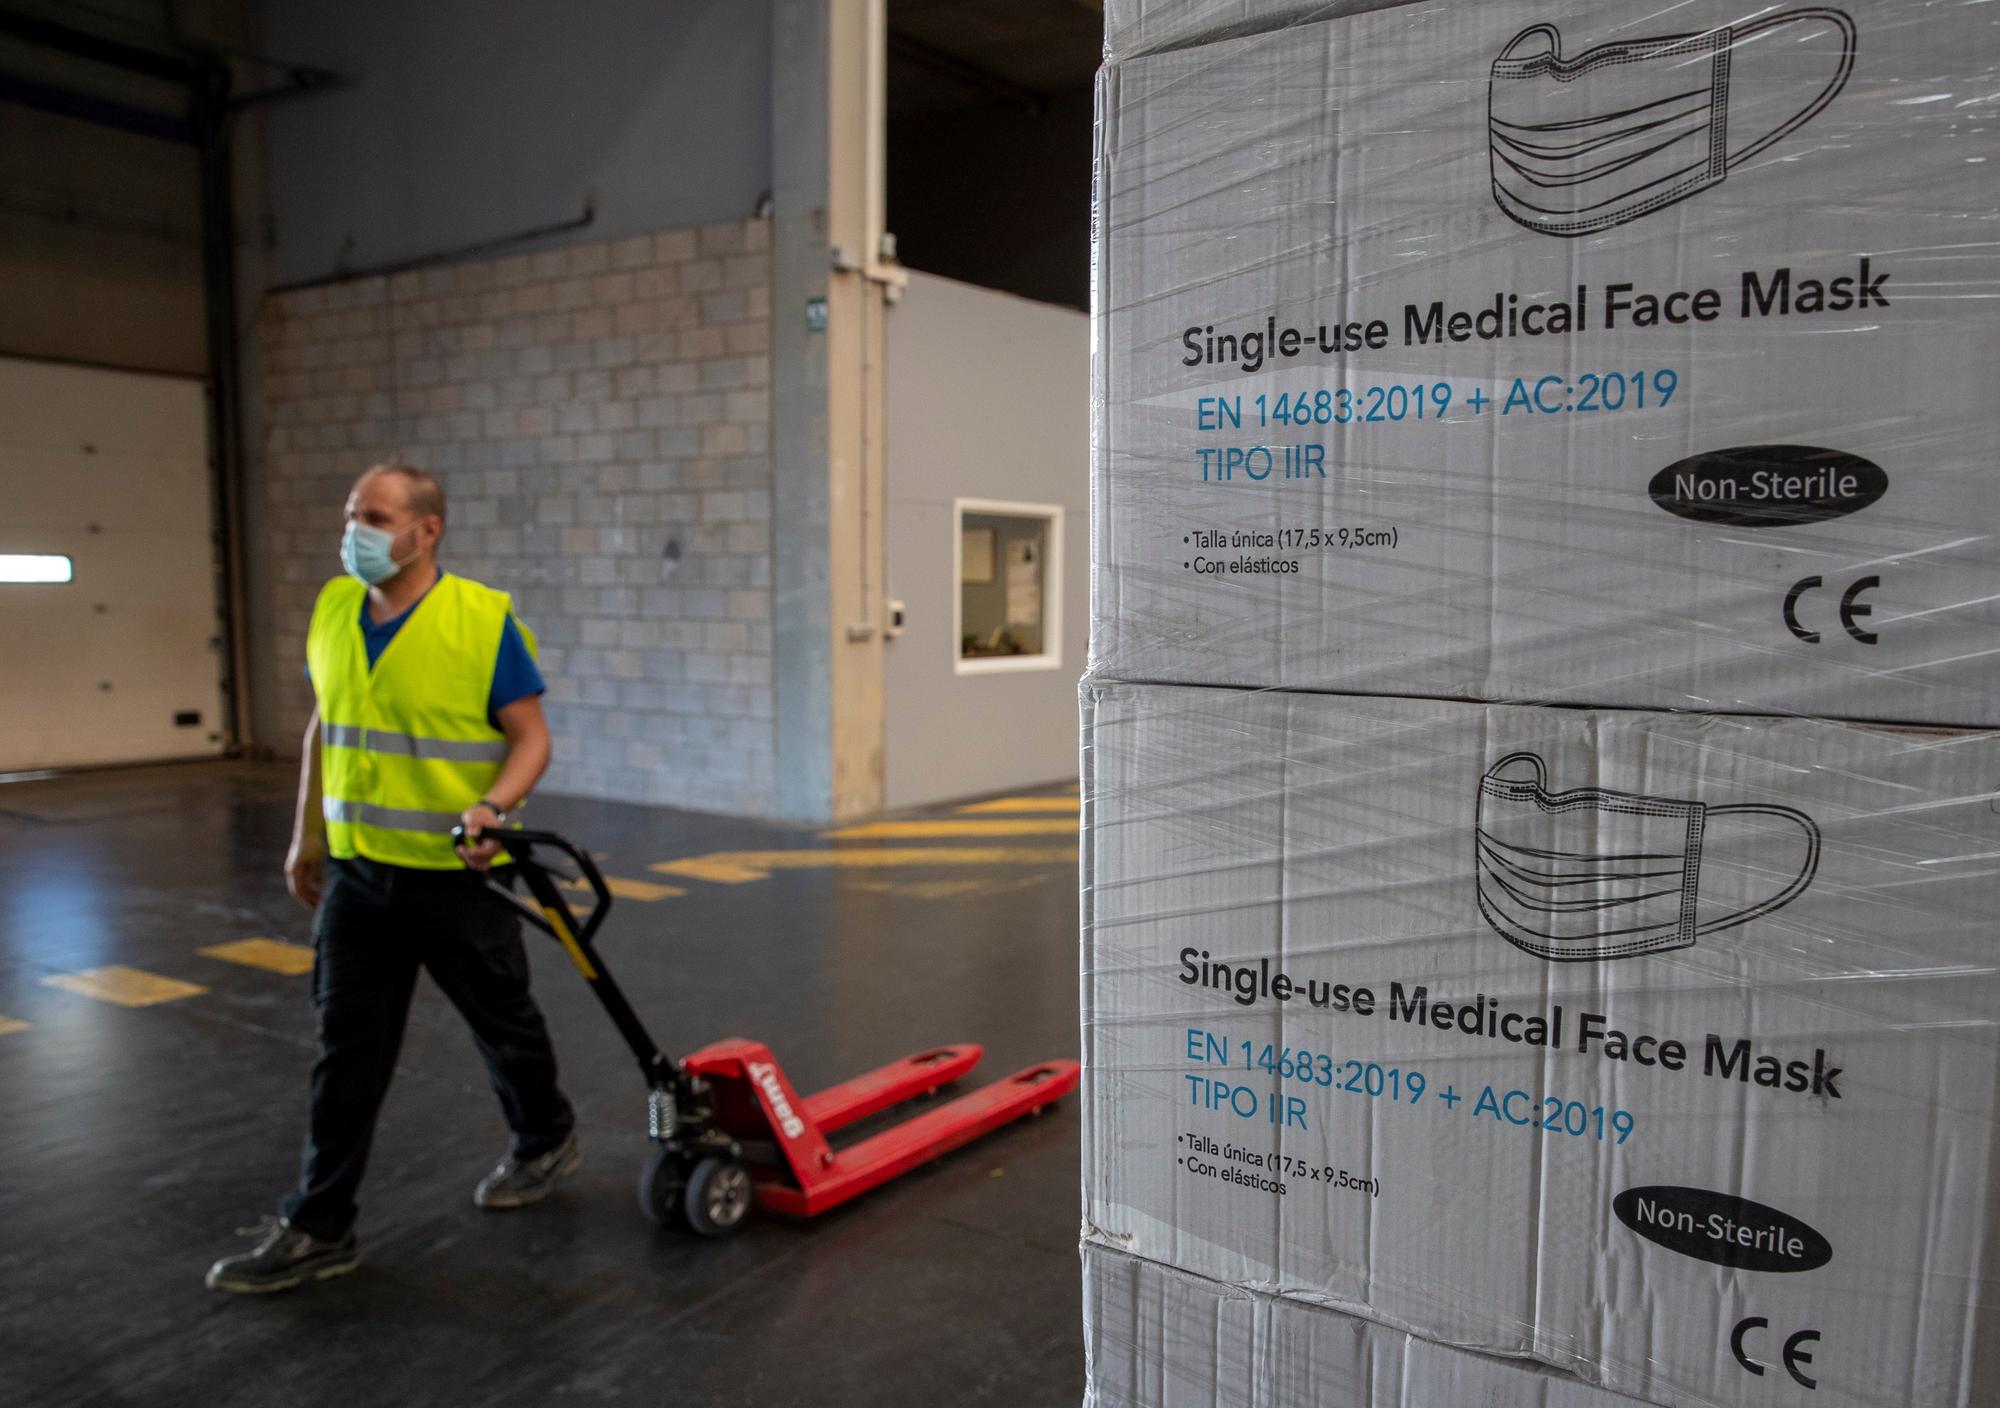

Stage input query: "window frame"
[{"left": 951, "top": 497, "right": 1064, "bottom": 676}]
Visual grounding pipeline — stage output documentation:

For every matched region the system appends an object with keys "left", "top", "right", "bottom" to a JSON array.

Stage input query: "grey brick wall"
[{"left": 254, "top": 219, "right": 777, "bottom": 814}]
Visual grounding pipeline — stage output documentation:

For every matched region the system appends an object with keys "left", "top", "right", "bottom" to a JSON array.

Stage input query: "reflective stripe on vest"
[
  {"left": 306, "top": 573, "right": 535, "bottom": 870},
  {"left": 322, "top": 799, "right": 467, "bottom": 831},
  {"left": 320, "top": 722, "right": 509, "bottom": 763}
]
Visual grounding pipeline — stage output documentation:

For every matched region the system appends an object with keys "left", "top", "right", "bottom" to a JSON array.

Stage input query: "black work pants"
[{"left": 280, "top": 856, "right": 575, "bottom": 1240}]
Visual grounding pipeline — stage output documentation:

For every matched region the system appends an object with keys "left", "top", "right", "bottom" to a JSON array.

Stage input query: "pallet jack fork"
[{"left": 458, "top": 826, "right": 1080, "bottom": 1236}]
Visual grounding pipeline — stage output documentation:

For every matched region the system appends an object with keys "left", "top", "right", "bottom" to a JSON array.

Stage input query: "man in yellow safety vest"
[{"left": 208, "top": 463, "right": 578, "bottom": 1293}]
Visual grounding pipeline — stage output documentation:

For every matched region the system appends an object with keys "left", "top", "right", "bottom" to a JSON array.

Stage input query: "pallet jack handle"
[
  {"left": 451, "top": 824, "right": 679, "bottom": 1086},
  {"left": 453, "top": 826, "right": 614, "bottom": 948}
]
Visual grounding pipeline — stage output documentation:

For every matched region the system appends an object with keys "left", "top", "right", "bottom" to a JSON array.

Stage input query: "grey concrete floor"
[{"left": 0, "top": 761, "right": 1084, "bottom": 1407}]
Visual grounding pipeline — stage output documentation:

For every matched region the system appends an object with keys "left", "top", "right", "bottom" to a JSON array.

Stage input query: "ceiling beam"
[
  {"left": 0, "top": 8, "right": 198, "bottom": 81},
  {"left": 886, "top": 29, "right": 1047, "bottom": 115},
  {"left": 0, "top": 69, "right": 194, "bottom": 141}
]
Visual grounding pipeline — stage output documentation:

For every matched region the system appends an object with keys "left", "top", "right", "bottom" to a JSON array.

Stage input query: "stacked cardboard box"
[{"left": 1080, "top": 2, "right": 2000, "bottom": 1405}]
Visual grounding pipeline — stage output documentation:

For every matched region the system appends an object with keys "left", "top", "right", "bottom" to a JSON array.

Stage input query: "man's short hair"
[{"left": 361, "top": 463, "right": 446, "bottom": 527}]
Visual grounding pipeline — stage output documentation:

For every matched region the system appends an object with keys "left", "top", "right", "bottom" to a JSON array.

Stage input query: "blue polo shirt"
[{"left": 307, "top": 573, "right": 545, "bottom": 728}]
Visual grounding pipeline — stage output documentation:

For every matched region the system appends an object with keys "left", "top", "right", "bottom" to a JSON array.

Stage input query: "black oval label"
[
  {"left": 1648, "top": 445, "right": 1887, "bottom": 527},
  {"left": 1614, "top": 1186, "right": 1831, "bottom": 1272}
]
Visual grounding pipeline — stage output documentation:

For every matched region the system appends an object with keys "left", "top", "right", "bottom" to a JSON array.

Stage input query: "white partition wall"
[
  {"left": 0, "top": 357, "right": 225, "bottom": 771},
  {"left": 883, "top": 272, "right": 1087, "bottom": 807}
]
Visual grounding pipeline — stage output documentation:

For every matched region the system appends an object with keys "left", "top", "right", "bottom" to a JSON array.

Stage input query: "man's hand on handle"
[
  {"left": 458, "top": 697, "right": 550, "bottom": 872},
  {"left": 456, "top": 802, "right": 506, "bottom": 871}
]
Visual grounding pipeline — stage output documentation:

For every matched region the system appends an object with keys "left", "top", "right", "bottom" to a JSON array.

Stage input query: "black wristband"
[{"left": 476, "top": 799, "right": 510, "bottom": 824}]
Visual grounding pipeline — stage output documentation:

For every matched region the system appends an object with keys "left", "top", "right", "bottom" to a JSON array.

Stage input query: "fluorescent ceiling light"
[{"left": 0, "top": 554, "right": 73, "bottom": 583}]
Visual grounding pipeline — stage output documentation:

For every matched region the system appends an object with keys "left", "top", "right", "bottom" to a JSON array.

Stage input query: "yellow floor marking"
[
  {"left": 651, "top": 846, "right": 1078, "bottom": 885},
  {"left": 562, "top": 873, "right": 684, "bottom": 902},
  {"left": 200, "top": 937, "right": 315, "bottom": 976},
  {"left": 845, "top": 875, "right": 1057, "bottom": 901},
  {"left": 824, "top": 818, "right": 1078, "bottom": 841},
  {"left": 42, "top": 965, "right": 207, "bottom": 1008},
  {"left": 956, "top": 796, "right": 1081, "bottom": 814},
  {"left": 0, "top": 1015, "right": 30, "bottom": 1037}
]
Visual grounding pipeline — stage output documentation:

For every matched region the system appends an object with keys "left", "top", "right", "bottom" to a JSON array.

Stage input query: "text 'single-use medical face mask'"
[
  {"left": 1474, "top": 752, "right": 1821, "bottom": 963},
  {"left": 1488, "top": 8, "right": 1858, "bottom": 237}
]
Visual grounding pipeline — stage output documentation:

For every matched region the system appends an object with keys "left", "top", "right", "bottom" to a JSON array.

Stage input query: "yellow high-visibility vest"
[{"left": 305, "top": 573, "right": 536, "bottom": 869}]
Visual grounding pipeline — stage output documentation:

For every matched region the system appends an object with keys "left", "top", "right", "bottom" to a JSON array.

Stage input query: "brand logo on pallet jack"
[{"left": 748, "top": 1061, "right": 806, "bottom": 1138}]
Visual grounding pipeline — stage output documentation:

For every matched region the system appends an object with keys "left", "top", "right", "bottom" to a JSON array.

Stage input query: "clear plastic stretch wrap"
[
  {"left": 1080, "top": 682, "right": 2000, "bottom": 1407},
  {"left": 1103, "top": 0, "right": 1422, "bottom": 61},
  {"left": 1084, "top": 1244, "right": 1656, "bottom": 1407},
  {"left": 1080, "top": 3, "right": 2000, "bottom": 1406},
  {"left": 1089, "top": 0, "right": 2000, "bottom": 727}
]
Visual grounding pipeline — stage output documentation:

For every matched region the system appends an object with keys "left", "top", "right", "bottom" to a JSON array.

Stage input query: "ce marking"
[
  {"left": 1732, "top": 1316, "right": 1820, "bottom": 1390},
  {"left": 1784, "top": 574, "right": 1879, "bottom": 645}
]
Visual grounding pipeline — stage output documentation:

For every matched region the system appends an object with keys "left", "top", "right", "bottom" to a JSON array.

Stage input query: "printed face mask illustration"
[
  {"left": 1488, "top": 8, "right": 1857, "bottom": 237},
  {"left": 1475, "top": 753, "right": 1820, "bottom": 962}
]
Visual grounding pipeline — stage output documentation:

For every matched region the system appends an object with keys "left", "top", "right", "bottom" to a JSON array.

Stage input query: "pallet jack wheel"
[
  {"left": 684, "top": 1155, "right": 753, "bottom": 1238},
  {"left": 638, "top": 1145, "right": 687, "bottom": 1229}
]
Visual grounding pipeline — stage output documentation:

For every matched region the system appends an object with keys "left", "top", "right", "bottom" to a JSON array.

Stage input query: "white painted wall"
[
  {"left": 883, "top": 272, "right": 1087, "bottom": 807},
  {"left": 0, "top": 358, "right": 225, "bottom": 771}
]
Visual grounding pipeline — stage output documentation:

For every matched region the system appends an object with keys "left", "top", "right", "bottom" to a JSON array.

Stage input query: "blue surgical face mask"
[{"left": 340, "top": 521, "right": 415, "bottom": 585}]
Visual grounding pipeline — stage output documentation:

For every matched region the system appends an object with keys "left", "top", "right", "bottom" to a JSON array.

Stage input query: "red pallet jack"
[{"left": 457, "top": 827, "right": 1080, "bottom": 1236}]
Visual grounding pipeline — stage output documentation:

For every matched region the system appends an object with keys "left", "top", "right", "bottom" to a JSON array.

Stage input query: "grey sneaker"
[
  {"left": 474, "top": 1132, "right": 582, "bottom": 1209},
  {"left": 205, "top": 1216, "right": 359, "bottom": 1293}
]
